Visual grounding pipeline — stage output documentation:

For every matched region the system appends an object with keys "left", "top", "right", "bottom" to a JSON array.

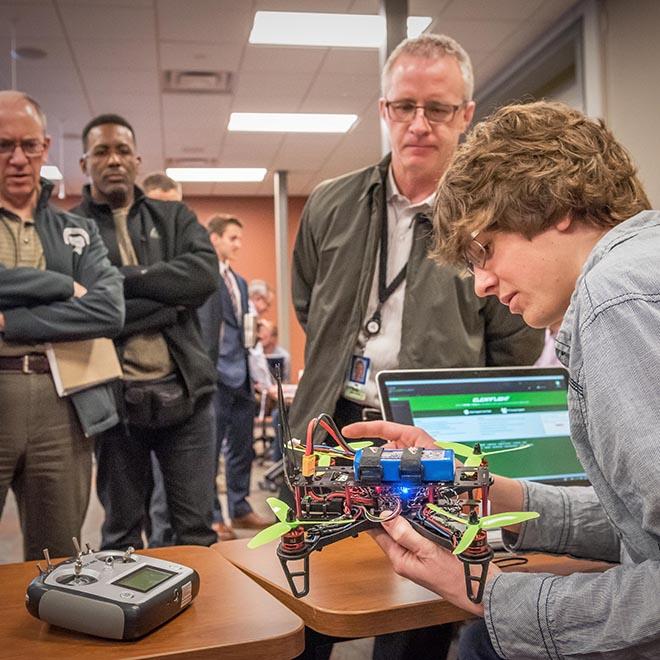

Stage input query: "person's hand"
[
  {"left": 342, "top": 420, "right": 437, "bottom": 449},
  {"left": 72, "top": 281, "right": 87, "bottom": 298},
  {"left": 371, "top": 514, "right": 501, "bottom": 616},
  {"left": 0, "top": 312, "right": 4, "bottom": 331}
]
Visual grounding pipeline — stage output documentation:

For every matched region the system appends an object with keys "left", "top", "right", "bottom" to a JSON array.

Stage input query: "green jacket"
[
  {"left": 1, "top": 179, "right": 125, "bottom": 436},
  {"left": 290, "top": 156, "right": 543, "bottom": 439}
]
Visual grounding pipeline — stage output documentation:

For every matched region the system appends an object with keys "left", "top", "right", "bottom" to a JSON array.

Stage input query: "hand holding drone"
[{"left": 247, "top": 376, "right": 539, "bottom": 603}]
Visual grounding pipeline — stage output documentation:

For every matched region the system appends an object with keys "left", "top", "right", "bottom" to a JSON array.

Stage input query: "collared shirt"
[
  {"left": 346, "top": 167, "right": 434, "bottom": 407},
  {"left": 485, "top": 211, "right": 660, "bottom": 658},
  {"left": 0, "top": 209, "right": 48, "bottom": 356},
  {"left": 533, "top": 327, "right": 562, "bottom": 367},
  {"left": 219, "top": 260, "right": 243, "bottom": 318},
  {"left": 0, "top": 208, "right": 45, "bottom": 269}
]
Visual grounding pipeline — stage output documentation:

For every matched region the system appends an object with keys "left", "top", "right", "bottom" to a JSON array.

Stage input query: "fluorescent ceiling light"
[
  {"left": 250, "top": 11, "right": 431, "bottom": 48},
  {"left": 228, "top": 112, "right": 357, "bottom": 133},
  {"left": 41, "top": 165, "right": 63, "bottom": 180},
  {"left": 166, "top": 167, "right": 267, "bottom": 182}
]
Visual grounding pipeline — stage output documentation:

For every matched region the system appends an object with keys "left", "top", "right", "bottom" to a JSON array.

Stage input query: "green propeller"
[
  {"left": 433, "top": 440, "right": 532, "bottom": 467},
  {"left": 427, "top": 504, "right": 540, "bottom": 555},
  {"left": 247, "top": 497, "right": 355, "bottom": 549}
]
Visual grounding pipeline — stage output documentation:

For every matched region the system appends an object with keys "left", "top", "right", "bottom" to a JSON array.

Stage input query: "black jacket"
[{"left": 72, "top": 185, "right": 219, "bottom": 404}]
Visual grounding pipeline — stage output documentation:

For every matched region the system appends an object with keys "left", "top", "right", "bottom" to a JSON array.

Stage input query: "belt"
[{"left": 0, "top": 354, "right": 51, "bottom": 374}]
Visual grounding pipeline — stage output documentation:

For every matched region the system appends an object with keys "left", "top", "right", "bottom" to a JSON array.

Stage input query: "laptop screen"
[{"left": 377, "top": 367, "right": 586, "bottom": 485}]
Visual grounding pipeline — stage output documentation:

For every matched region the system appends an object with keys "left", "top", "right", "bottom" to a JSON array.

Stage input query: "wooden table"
[
  {"left": 0, "top": 545, "right": 304, "bottom": 659},
  {"left": 214, "top": 535, "right": 614, "bottom": 638}
]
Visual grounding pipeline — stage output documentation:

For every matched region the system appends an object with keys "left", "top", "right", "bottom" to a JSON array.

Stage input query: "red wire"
[
  {"left": 318, "top": 418, "right": 353, "bottom": 452},
  {"left": 305, "top": 418, "right": 317, "bottom": 456}
]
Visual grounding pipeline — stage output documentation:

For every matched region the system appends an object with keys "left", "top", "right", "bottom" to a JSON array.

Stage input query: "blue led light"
[{"left": 400, "top": 487, "right": 410, "bottom": 494}]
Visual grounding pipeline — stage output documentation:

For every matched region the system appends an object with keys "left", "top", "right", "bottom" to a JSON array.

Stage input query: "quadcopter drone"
[{"left": 248, "top": 376, "right": 539, "bottom": 603}]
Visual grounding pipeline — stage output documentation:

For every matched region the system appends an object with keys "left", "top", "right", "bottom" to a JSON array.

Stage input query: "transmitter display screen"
[{"left": 113, "top": 565, "right": 176, "bottom": 593}]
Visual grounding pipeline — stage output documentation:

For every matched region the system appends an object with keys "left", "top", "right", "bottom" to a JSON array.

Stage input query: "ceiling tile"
[
  {"left": 35, "top": 92, "right": 92, "bottom": 129},
  {"left": 58, "top": 0, "right": 153, "bottom": 6},
  {"left": 0, "top": 2, "right": 63, "bottom": 38},
  {"left": 431, "top": 18, "right": 519, "bottom": 53},
  {"left": 530, "top": 0, "right": 580, "bottom": 25},
  {"left": 158, "top": 40, "right": 244, "bottom": 72},
  {"left": 162, "top": 93, "right": 231, "bottom": 156},
  {"left": 305, "top": 71, "right": 379, "bottom": 102},
  {"left": 231, "top": 96, "right": 305, "bottom": 112},
  {"left": 219, "top": 133, "right": 283, "bottom": 166},
  {"left": 233, "top": 71, "right": 315, "bottom": 101},
  {"left": 0, "top": 36, "right": 73, "bottom": 69},
  {"left": 272, "top": 133, "right": 344, "bottom": 171},
  {"left": 241, "top": 44, "right": 326, "bottom": 73},
  {"left": 440, "top": 0, "right": 544, "bottom": 21},
  {"left": 254, "top": 0, "right": 352, "bottom": 10},
  {"left": 157, "top": 0, "right": 253, "bottom": 43},
  {"left": 408, "top": 0, "right": 451, "bottom": 16},
  {"left": 80, "top": 67, "right": 159, "bottom": 95},
  {"left": 321, "top": 48, "right": 380, "bottom": 74},
  {"left": 59, "top": 4, "right": 155, "bottom": 41},
  {"left": 71, "top": 38, "right": 158, "bottom": 70},
  {"left": 15, "top": 65, "right": 82, "bottom": 94}
]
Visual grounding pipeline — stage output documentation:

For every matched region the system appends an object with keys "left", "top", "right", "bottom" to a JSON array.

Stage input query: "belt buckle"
[{"left": 22, "top": 355, "right": 32, "bottom": 374}]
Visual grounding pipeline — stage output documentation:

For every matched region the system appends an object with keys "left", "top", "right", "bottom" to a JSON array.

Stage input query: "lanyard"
[{"left": 364, "top": 195, "right": 426, "bottom": 337}]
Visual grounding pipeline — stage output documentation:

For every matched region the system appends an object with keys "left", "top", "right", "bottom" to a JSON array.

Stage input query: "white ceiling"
[{"left": 0, "top": 0, "right": 578, "bottom": 197}]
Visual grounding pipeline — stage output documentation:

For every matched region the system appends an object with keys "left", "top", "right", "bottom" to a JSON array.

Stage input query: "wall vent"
[{"left": 162, "top": 70, "right": 234, "bottom": 94}]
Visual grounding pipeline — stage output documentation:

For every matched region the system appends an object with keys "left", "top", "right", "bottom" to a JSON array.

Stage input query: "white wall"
[{"left": 603, "top": 0, "right": 660, "bottom": 206}]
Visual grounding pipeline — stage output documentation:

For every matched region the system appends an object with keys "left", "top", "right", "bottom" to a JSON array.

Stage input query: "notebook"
[{"left": 46, "top": 337, "right": 123, "bottom": 397}]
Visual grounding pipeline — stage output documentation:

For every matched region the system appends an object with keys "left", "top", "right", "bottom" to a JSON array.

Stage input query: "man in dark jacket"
[
  {"left": 72, "top": 113, "right": 218, "bottom": 550},
  {"left": 0, "top": 91, "right": 124, "bottom": 560},
  {"left": 292, "top": 33, "right": 543, "bottom": 438}
]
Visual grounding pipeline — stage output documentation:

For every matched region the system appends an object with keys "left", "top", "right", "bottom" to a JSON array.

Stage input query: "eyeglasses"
[
  {"left": 385, "top": 100, "right": 463, "bottom": 124},
  {"left": 0, "top": 139, "right": 47, "bottom": 157},
  {"left": 463, "top": 236, "right": 490, "bottom": 274}
]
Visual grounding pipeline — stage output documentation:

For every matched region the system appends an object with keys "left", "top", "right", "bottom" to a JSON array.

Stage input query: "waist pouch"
[{"left": 123, "top": 373, "right": 193, "bottom": 428}]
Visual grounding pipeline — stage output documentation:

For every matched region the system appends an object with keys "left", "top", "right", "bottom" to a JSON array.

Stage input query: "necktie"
[{"left": 223, "top": 268, "right": 240, "bottom": 319}]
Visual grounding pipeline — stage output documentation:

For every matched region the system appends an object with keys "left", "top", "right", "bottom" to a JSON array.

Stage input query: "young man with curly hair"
[{"left": 345, "top": 101, "right": 660, "bottom": 659}]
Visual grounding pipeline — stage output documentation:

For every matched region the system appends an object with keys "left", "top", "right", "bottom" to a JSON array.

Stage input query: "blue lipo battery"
[{"left": 353, "top": 447, "right": 454, "bottom": 484}]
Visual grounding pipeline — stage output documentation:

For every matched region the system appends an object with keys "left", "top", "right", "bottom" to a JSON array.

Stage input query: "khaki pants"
[{"left": 0, "top": 371, "right": 92, "bottom": 560}]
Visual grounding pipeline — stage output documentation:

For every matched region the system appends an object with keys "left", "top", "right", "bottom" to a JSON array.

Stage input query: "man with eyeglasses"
[
  {"left": 71, "top": 114, "right": 219, "bottom": 551},
  {"left": 345, "top": 101, "right": 660, "bottom": 659},
  {"left": 0, "top": 91, "right": 124, "bottom": 560},
  {"left": 290, "top": 33, "right": 543, "bottom": 660}
]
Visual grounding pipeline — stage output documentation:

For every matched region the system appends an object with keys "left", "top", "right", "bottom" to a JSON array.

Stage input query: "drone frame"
[{"left": 258, "top": 372, "right": 501, "bottom": 602}]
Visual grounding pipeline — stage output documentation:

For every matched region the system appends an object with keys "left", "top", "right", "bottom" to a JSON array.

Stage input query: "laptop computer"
[
  {"left": 377, "top": 366, "right": 586, "bottom": 485},
  {"left": 377, "top": 366, "right": 586, "bottom": 548}
]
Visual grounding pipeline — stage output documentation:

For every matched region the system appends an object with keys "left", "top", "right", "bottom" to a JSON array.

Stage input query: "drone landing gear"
[
  {"left": 458, "top": 546, "right": 494, "bottom": 604},
  {"left": 277, "top": 548, "right": 311, "bottom": 598}
]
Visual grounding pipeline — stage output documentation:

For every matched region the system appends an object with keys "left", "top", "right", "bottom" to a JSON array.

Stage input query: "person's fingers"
[
  {"left": 342, "top": 421, "right": 434, "bottom": 448},
  {"left": 380, "top": 515, "right": 438, "bottom": 556}
]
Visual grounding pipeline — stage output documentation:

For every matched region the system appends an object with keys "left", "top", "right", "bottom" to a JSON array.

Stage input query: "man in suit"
[{"left": 199, "top": 215, "right": 271, "bottom": 541}]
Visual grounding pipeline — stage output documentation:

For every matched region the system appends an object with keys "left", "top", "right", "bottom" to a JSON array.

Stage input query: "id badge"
[{"left": 343, "top": 354, "right": 371, "bottom": 401}]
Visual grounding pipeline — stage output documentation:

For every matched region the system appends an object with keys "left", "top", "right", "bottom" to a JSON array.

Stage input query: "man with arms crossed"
[
  {"left": 0, "top": 91, "right": 124, "bottom": 559},
  {"left": 346, "top": 101, "right": 660, "bottom": 658}
]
